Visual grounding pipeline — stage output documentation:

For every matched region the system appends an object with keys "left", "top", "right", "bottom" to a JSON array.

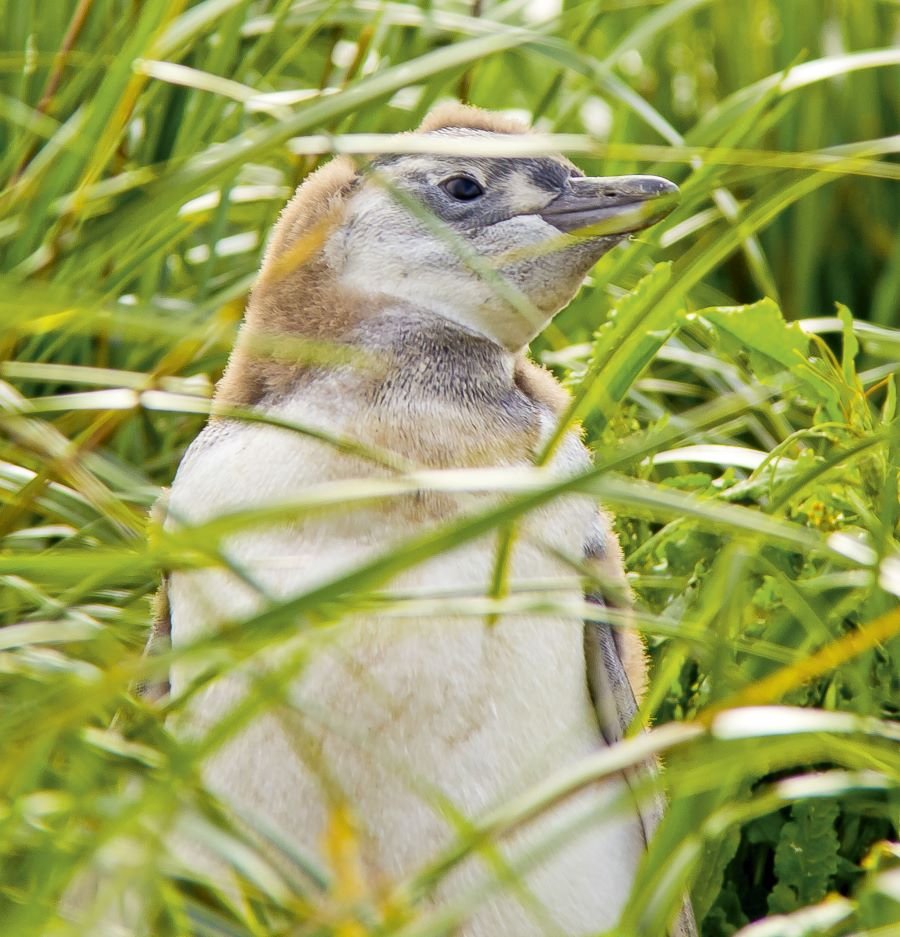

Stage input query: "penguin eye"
[{"left": 441, "top": 175, "right": 484, "bottom": 201}]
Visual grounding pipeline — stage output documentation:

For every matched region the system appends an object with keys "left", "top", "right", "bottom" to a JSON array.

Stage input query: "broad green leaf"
[
  {"left": 769, "top": 800, "right": 841, "bottom": 913},
  {"left": 699, "top": 299, "right": 810, "bottom": 379}
]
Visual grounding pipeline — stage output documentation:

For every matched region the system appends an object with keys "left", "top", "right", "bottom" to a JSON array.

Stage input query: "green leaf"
[
  {"left": 837, "top": 304, "right": 860, "bottom": 385},
  {"left": 699, "top": 299, "right": 809, "bottom": 381},
  {"left": 768, "top": 799, "right": 841, "bottom": 913},
  {"left": 699, "top": 299, "right": 842, "bottom": 412}
]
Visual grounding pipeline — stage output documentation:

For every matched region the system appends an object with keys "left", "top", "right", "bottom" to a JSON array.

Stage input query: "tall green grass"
[{"left": 1, "top": 1, "right": 898, "bottom": 935}]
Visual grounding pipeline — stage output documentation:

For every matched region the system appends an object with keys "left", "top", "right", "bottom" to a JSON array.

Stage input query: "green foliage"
[
  {"left": 699, "top": 300, "right": 810, "bottom": 383},
  {"left": 769, "top": 800, "right": 841, "bottom": 913},
  {"left": 604, "top": 297, "right": 899, "bottom": 936},
  {"left": 0, "top": 1, "right": 898, "bottom": 936}
]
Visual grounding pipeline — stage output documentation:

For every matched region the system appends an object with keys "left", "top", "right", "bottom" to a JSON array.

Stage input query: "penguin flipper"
[{"left": 582, "top": 512, "right": 698, "bottom": 937}]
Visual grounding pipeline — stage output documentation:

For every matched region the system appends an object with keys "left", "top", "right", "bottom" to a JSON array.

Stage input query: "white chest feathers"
[{"left": 165, "top": 392, "right": 645, "bottom": 935}]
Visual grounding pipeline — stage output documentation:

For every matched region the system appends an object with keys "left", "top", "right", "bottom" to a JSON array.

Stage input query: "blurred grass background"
[{"left": 1, "top": 1, "right": 899, "bottom": 935}]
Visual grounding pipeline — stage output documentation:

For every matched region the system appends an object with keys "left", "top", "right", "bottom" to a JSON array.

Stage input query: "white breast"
[{"left": 166, "top": 392, "right": 645, "bottom": 935}]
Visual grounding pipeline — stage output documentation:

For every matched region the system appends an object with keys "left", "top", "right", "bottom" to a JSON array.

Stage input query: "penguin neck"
[
  {"left": 342, "top": 307, "right": 544, "bottom": 467},
  {"left": 216, "top": 305, "right": 546, "bottom": 468},
  {"left": 216, "top": 292, "right": 522, "bottom": 411},
  {"left": 353, "top": 307, "right": 519, "bottom": 406}
]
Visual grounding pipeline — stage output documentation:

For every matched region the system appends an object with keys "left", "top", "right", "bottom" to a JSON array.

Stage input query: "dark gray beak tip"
[
  {"left": 540, "top": 173, "right": 680, "bottom": 237},
  {"left": 628, "top": 174, "right": 680, "bottom": 199}
]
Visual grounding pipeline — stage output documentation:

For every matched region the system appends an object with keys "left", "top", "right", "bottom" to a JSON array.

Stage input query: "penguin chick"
[{"left": 161, "top": 104, "right": 693, "bottom": 936}]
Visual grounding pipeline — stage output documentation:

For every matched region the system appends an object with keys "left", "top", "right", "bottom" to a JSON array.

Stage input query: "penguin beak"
[{"left": 539, "top": 175, "right": 679, "bottom": 237}]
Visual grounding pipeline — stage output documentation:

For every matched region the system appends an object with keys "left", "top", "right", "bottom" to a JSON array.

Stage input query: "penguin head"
[
  {"left": 325, "top": 104, "right": 678, "bottom": 349},
  {"left": 224, "top": 105, "right": 677, "bottom": 403}
]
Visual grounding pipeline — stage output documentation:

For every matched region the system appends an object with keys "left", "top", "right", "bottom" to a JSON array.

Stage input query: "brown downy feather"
[
  {"left": 415, "top": 102, "right": 531, "bottom": 135},
  {"left": 513, "top": 356, "right": 571, "bottom": 415},
  {"left": 215, "top": 156, "right": 362, "bottom": 406}
]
